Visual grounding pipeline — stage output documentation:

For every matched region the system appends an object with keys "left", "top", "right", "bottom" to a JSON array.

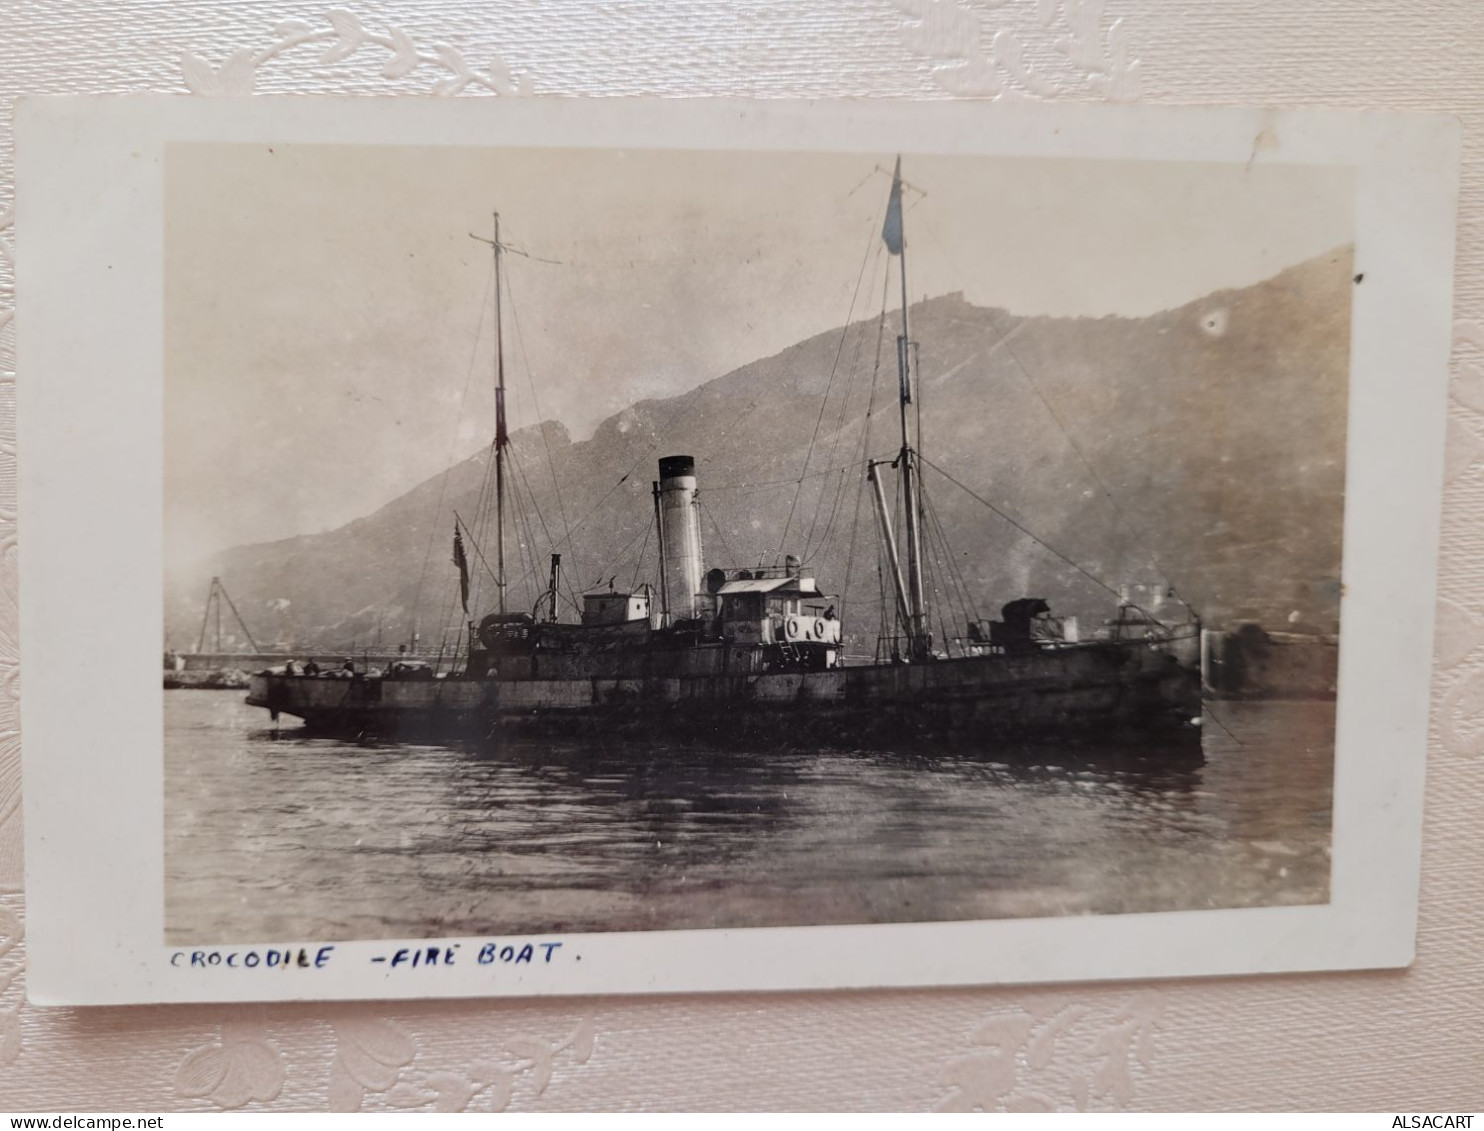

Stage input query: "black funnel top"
[{"left": 658, "top": 455, "right": 696, "bottom": 480}]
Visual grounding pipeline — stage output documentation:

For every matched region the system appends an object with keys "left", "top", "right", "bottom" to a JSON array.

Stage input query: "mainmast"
[{"left": 880, "top": 157, "right": 930, "bottom": 660}]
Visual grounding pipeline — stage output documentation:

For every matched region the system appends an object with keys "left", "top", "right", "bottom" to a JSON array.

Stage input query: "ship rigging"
[
  {"left": 249, "top": 156, "right": 1204, "bottom": 756},
  {"left": 435, "top": 159, "right": 1184, "bottom": 671}
]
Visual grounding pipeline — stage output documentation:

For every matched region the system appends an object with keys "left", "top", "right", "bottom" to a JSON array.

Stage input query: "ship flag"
[
  {"left": 882, "top": 156, "right": 904, "bottom": 256},
  {"left": 452, "top": 525, "right": 470, "bottom": 615}
]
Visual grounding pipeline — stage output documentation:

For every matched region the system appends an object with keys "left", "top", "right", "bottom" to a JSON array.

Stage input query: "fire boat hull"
[{"left": 246, "top": 637, "right": 1203, "bottom": 760}]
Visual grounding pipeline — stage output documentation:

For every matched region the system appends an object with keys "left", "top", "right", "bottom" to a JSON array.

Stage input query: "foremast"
[
  {"left": 469, "top": 213, "right": 512, "bottom": 617},
  {"left": 873, "top": 157, "right": 932, "bottom": 661}
]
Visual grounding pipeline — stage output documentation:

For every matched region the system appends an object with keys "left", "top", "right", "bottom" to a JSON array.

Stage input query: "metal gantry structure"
[{"left": 194, "top": 576, "right": 261, "bottom": 654}]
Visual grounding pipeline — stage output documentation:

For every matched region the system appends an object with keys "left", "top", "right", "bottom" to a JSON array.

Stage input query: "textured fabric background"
[{"left": 1, "top": 0, "right": 1481, "bottom": 1112}]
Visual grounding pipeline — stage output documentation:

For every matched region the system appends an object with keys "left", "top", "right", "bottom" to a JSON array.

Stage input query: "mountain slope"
[{"left": 166, "top": 247, "right": 1353, "bottom": 652}]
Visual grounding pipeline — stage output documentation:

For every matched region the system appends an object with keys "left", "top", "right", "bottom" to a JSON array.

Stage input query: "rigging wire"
[
  {"left": 802, "top": 365, "right": 869, "bottom": 563},
  {"left": 505, "top": 498, "right": 651, "bottom": 607},
  {"left": 705, "top": 458, "right": 883, "bottom": 493},
  {"left": 466, "top": 230, "right": 584, "bottom": 618},
  {"left": 409, "top": 262, "right": 495, "bottom": 646},
  {"left": 917, "top": 454, "right": 1126, "bottom": 604},
  {"left": 699, "top": 497, "right": 740, "bottom": 567},
  {"left": 912, "top": 208, "right": 1192, "bottom": 619},
  {"left": 837, "top": 323, "right": 887, "bottom": 629},
  {"left": 543, "top": 449, "right": 656, "bottom": 558},
  {"left": 591, "top": 517, "right": 656, "bottom": 591},
  {"left": 775, "top": 196, "right": 887, "bottom": 566},
  {"left": 495, "top": 166, "right": 899, "bottom": 273},
  {"left": 803, "top": 244, "right": 887, "bottom": 560},
  {"left": 923, "top": 480, "right": 981, "bottom": 630},
  {"left": 920, "top": 517, "right": 949, "bottom": 657},
  {"left": 805, "top": 266, "right": 895, "bottom": 570},
  {"left": 511, "top": 452, "right": 584, "bottom": 619},
  {"left": 627, "top": 512, "right": 654, "bottom": 593},
  {"left": 890, "top": 458, "right": 906, "bottom": 643},
  {"left": 455, "top": 220, "right": 594, "bottom": 625},
  {"left": 876, "top": 467, "right": 910, "bottom": 659},
  {"left": 496, "top": 243, "right": 753, "bottom": 271},
  {"left": 467, "top": 440, "right": 500, "bottom": 615},
  {"left": 508, "top": 464, "right": 540, "bottom": 613},
  {"left": 839, "top": 266, "right": 894, "bottom": 629},
  {"left": 511, "top": 441, "right": 585, "bottom": 615},
  {"left": 567, "top": 451, "right": 656, "bottom": 537},
  {"left": 922, "top": 487, "right": 980, "bottom": 656},
  {"left": 501, "top": 261, "right": 578, "bottom": 577},
  {"left": 484, "top": 445, "right": 661, "bottom": 611},
  {"left": 431, "top": 580, "right": 462, "bottom": 674},
  {"left": 839, "top": 462, "right": 869, "bottom": 632},
  {"left": 997, "top": 330, "right": 1192, "bottom": 614},
  {"left": 802, "top": 468, "right": 850, "bottom": 566},
  {"left": 1202, "top": 703, "right": 1245, "bottom": 748},
  {"left": 444, "top": 505, "right": 517, "bottom": 667},
  {"left": 453, "top": 510, "right": 502, "bottom": 588},
  {"left": 874, "top": 534, "right": 891, "bottom": 662}
]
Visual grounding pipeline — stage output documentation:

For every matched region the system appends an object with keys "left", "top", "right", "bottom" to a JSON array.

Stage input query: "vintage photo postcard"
[{"left": 16, "top": 98, "right": 1458, "bottom": 1004}]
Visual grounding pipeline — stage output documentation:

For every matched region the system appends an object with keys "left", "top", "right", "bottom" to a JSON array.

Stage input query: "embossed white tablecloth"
[{"left": 1, "top": 0, "right": 1481, "bottom": 1112}]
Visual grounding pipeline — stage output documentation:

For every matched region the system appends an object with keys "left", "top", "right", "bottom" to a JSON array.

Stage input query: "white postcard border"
[{"left": 16, "top": 97, "right": 1459, "bottom": 1005}]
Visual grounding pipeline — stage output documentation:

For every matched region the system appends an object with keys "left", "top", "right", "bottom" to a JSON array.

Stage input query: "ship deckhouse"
[
  {"left": 581, "top": 589, "right": 653, "bottom": 627},
  {"left": 708, "top": 571, "right": 841, "bottom": 650}
]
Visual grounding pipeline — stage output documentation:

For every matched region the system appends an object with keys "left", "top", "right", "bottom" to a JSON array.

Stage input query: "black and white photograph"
[
  {"left": 161, "top": 140, "right": 1350, "bottom": 944},
  {"left": 18, "top": 98, "right": 1455, "bottom": 1003}
]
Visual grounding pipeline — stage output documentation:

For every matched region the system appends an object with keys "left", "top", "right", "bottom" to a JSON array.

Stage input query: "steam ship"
[{"left": 247, "top": 160, "right": 1203, "bottom": 756}]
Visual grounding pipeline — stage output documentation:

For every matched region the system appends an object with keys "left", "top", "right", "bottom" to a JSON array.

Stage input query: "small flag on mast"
[
  {"left": 882, "top": 156, "right": 904, "bottom": 256},
  {"left": 452, "top": 525, "right": 470, "bottom": 615}
]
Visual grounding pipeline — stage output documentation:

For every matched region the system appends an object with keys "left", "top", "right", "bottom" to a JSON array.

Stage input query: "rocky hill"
[{"left": 166, "top": 247, "right": 1353, "bottom": 654}]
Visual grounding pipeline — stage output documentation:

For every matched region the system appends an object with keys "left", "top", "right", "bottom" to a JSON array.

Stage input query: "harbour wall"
[
  {"left": 1201, "top": 627, "right": 1338, "bottom": 700},
  {"left": 171, "top": 633, "right": 1340, "bottom": 701},
  {"left": 173, "top": 652, "right": 410, "bottom": 673}
]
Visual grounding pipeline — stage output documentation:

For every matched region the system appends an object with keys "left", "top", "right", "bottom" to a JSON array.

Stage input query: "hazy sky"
[{"left": 165, "top": 143, "right": 1353, "bottom": 568}]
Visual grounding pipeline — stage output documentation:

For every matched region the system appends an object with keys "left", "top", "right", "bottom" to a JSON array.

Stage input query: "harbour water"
[{"left": 164, "top": 691, "right": 1333, "bottom": 944}]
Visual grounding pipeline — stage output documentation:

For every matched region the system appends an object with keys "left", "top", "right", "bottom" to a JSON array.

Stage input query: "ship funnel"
[{"left": 658, "top": 455, "right": 704, "bottom": 619}]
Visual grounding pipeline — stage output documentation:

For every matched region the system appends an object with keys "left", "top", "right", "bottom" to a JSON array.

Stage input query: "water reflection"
[{"left": 165, "top": 692, "right": 1334, "bottom": 944}]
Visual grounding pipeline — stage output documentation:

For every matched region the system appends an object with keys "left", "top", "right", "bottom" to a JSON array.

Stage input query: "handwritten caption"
[{"left": 169, "top": 940, "right": 565, "bottom": 973}]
